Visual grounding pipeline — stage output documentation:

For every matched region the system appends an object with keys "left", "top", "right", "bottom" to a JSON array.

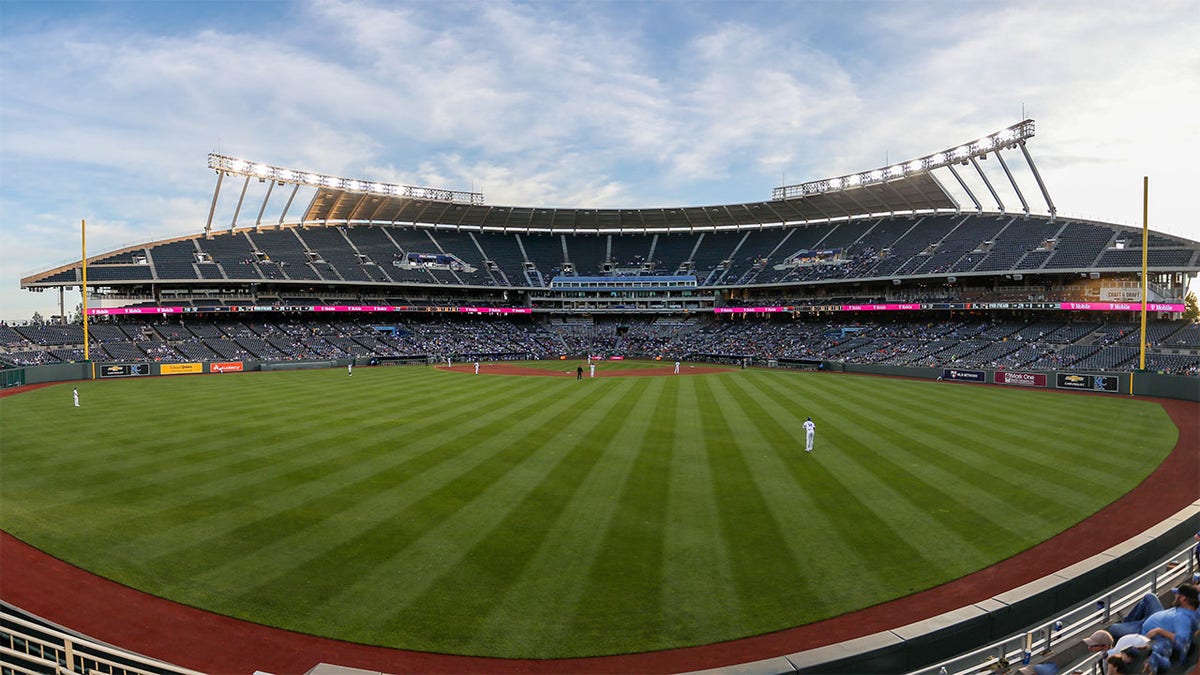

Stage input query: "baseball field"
[{"left": 0, "top": 361, "right": 1178, "bottom": 658}]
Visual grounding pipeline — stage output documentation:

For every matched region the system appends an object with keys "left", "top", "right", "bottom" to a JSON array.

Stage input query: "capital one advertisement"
[{"left": 994, "top": 371, "right": 1047, "bottom": 387}]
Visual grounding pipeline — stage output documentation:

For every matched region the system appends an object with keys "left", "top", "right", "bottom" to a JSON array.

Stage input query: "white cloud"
[{"left": 1, "top": 0, "right": 1198, "bottom": 321}]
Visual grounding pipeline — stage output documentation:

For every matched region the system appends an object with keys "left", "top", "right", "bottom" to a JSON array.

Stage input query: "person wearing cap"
[
  {"left": 1102, "top": 633, "right": 1153, "bottom": 675},
  {"left": 1082, "top": 629, "right": 1114, "bottom": 653},
  {"left": 1107, "top": 583, "right": 1200, "bottom": 672},
  {"left": 803, "top": 417, "right": 815, "bottom": 452}
]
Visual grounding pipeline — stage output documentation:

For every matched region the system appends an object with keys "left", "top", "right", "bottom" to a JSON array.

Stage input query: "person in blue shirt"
[{"left": 1107, "top": 583, "right": 1200, "bottom": 672}]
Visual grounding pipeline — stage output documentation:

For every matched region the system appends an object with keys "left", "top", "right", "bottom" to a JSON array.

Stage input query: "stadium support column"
[
  {"left": 994, "top": 150, "right": 1030, "bottom": 217},
  {"left": 230, "top": 175, "right": 251, "bottom": 230},
  {"left": 1019, "top": 141, "right": 1057, "bottom": 222},
  {"left": 970, "top": 157, "right": 1005, "bottom": 214},
  {"left": 205, "top": 169, "right": 225, "bottom": 234},
  {"left": 946, "top": 164, "right": 982, "bottom": 214}
]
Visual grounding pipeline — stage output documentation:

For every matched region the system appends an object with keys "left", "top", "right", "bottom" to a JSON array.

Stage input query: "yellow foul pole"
[
  {"left": 1139, "top": 178, "right": 1149, "bottom": 371},
  {"left": 81, "top": 219, "right": 92, "bottom": 375}
]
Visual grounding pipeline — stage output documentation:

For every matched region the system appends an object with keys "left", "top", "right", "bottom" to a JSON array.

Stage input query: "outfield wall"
[
  {"left": 5, "top": 360, "right": 1198, "bottom": 402},
  {"left": 831, "top": 363, "right": 1200, "bottom": 402}
]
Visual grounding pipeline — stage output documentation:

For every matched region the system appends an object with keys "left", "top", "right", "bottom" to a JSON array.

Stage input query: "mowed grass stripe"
[
  {"left": 10, "top": 369, "right": 489, "bottom": 504},
  {"left": 739, "top": 371, "right": 956, "bottom": 591},
  {"left": 749, "top": 371, "right": 1022, "bottom": 567},
  {"left": 402, "top": 377, "right": 663, "bottom": 655},
  {"left": 715, "top": 373, "right": 884, "bottom": 617},
  {"left": 867, "top": 382, "right": 1165, "bottom": 499},
  {"left": 111, "top": 374, "right": 556, "bottom": 565},
  {"left": 468, "top": 377, "right": 674, "bottom": 655},
  {"left": 316, "top": 378, "right": 646, "bottom": 651},
  {"left": 692, "top": 376, "right": 811, "bottom": 631},
  {"left": 58, "top": 370, "right": 554, "bottom": 592},
  {"left": 660, "top": 374, "right": 747, "bottom": 644},
  {"left": 215, "top": 376, "right": 614, "bottom": 627},
  {"left": 25, "top": 371, "right": 552, "bottom": 572},
  {"left": 705, "top": 374, "right": 839, "bottom": 620},
  {"left": 0, "top": 364, "right": 1183, "bottom": 658},
  {"left": 173, "top": 377, "right": 592, "bottom": 608},
  {"left": 555, "top": 378, "right": 677, "bottom": 654},
  {"left": 793, "top": 377, "right": 1033, "bottom": 555}
]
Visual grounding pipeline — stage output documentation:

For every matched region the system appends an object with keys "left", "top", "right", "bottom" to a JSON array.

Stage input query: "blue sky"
[{"left": 1, "top": 0, "right": 1198, "bottom": 321}]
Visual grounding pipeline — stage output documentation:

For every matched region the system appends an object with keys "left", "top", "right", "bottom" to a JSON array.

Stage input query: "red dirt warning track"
[{"left": 1, "top": 380, "right": 1197, "bottom": 675}]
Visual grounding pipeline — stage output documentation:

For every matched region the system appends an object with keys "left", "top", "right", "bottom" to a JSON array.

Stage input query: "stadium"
[{"left": 2, "top": 120, "right": 1199, "bottom": 675}]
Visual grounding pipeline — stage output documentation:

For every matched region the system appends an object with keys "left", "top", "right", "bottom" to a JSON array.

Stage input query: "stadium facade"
[{"left": 12, "top": 120, "right": 1200, "bottom": 375}]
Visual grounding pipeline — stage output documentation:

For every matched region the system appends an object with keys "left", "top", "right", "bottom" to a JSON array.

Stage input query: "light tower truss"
[
  {"left": 772, "top": 119, "right": 1057, "bottom": 221},
  {"left": 205, "top": 154, "right": 485, "bottom": 233},
  {"left": 203, "top": 120, "right": 1056, "bottom": 235}
]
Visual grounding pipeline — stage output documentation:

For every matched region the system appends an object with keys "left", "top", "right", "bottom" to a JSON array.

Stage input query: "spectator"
[{"left": 1107, "top": 583, "right": 1200, "bottom": 672}]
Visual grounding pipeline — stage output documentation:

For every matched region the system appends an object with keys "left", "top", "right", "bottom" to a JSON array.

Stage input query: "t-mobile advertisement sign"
[
  {"left": 994, "top": 371, "right": 1047, "bottom": 387},
  {"left": 941, "top": 368, "right": 985, "bottom": 382}
]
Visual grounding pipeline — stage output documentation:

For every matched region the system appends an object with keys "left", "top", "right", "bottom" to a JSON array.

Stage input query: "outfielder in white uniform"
[
  {"left": 589, "top": 363, "right": 595, "bottom": 378},
  {"left": 475, "top": 361, "right": 480, "bottom": 374},
  {"left": 73, "top": 387, "right": 80, "bottom": 407},
  {"left": 674, "top": 360, "right": 681, "bottom": 374},
  {"left": 803, "top": 417, "right": 815, "bottom": 452}
]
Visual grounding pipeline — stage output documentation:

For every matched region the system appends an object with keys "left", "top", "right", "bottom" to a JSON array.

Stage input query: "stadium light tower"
[
  {"left": 204, "top": 154, "right": 485, "bottom": 233},
  {"left": 771, "top": 119, "right": 1056, "bottom": 220}
]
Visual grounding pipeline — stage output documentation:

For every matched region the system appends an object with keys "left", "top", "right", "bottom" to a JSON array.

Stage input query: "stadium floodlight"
[
  {"left": 208, "top": 153, "right": 485, "bottom": 205},
  {"left": 771, "top": 119, "right": 1036, "bottom": 200}
]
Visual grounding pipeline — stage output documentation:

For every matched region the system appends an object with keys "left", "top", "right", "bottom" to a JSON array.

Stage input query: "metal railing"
[
  {"left": 909, "top": 542, "right": 1198, "bottom": 675},
  {"left": 0, "top": 603, "right": 205, "bottom": 675}
]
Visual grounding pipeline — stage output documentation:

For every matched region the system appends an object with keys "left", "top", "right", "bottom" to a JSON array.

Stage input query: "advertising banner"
[
  {"left": 160, "top": 363, "right": 203, "bottom": 375},
  {"left": 994, "top": 371, "right": 1047, "bottom": 387},
  {"left": 211, "top": 361, "right": 244, "bottom": 373},
  {"left": 99, "top": 363, "right": 150, "bottom": 378},
  {"left": 1056, "top": 373, "right": 1119, "bottom": 392},
  {"left": 942, "top": 368, "right": 985, "bottom": 382}
]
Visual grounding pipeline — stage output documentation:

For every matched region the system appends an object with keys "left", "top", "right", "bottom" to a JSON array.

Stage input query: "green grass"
[{"left": 0, "top": 364, "right": 1178, "bottom": 657}]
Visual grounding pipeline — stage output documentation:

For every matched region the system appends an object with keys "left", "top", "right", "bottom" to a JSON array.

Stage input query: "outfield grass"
[{"left": 0, "top": 364, "right": 1178, "bottom": 657}]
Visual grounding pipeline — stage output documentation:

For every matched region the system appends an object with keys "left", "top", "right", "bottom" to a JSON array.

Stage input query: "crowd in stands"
[
  {"left": 1080, "top": 581, "right": 1200, "bottom": 675},
  {"left": 2, "top": 315, "right": 1198, "bottom": 376}
]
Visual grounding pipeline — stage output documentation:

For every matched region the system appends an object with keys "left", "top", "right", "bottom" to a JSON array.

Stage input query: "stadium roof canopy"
[{"left": 207, "top": 120, "right": 1049, "bottom": 234}]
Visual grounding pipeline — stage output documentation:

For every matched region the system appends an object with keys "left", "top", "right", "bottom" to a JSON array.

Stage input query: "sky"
[{"left": 1, "top": 0, "right": 1198, "bottom": 321}]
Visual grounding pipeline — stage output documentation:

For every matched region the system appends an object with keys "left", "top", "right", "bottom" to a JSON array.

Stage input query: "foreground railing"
[
  {"left": 0, "top": 603, "right": 205, "bottom": 675},
  {"left": 909, "top": 542, "right": 1199, "bottom": 675}
]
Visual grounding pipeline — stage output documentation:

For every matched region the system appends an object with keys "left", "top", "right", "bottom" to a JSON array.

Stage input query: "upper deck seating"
[
  {"left": 151, "top": 240, "right": 201, "bottom": 280},
  {"left": 1043, "top": 222, "right": 1114, "bottom": 270},
  {"left": 974, "top": 219, "right": 1061, "bottom": 272},
  {"left": 197, "top": 231, "right": 263, "bottom": 281},
  {"left": 246, "top": 229, "right": 323, "bottom": 281}
]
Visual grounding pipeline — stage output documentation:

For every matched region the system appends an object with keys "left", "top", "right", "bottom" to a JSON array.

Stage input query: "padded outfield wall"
[{"left": 4, "top": 359, "right": 1198, "bottom": 401}]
